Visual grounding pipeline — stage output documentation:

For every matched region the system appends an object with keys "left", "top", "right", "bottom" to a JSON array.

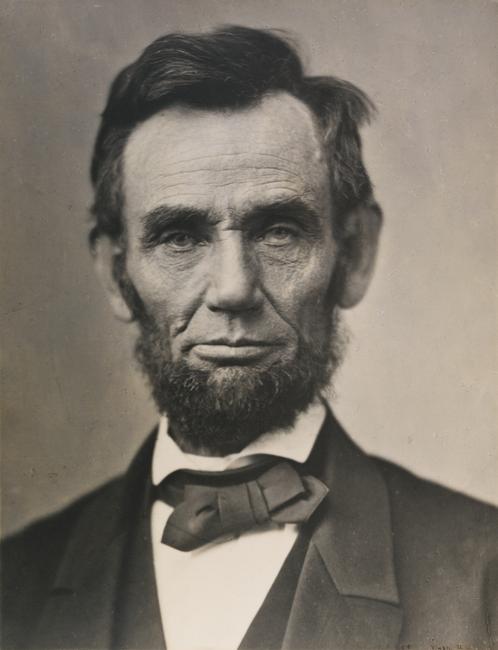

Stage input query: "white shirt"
[{"left": 151, "top": 399, "right": 326, "bottom": 650}]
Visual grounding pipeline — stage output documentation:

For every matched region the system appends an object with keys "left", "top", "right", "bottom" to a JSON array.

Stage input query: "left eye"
[{"left": 260, "top": 226, "right": 296, "bottom": 245}]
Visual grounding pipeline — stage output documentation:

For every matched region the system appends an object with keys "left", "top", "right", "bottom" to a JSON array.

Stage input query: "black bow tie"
[{"left": 155, "top": 459, "right": 328, "bottom": 552}]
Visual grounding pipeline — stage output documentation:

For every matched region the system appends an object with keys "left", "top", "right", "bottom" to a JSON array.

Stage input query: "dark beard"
[
  {"left": 115, "top": 256, "right": 347, "bottom": 455},
  {"left": 136, "top": 317, "right": 345, "bottom": 455}
]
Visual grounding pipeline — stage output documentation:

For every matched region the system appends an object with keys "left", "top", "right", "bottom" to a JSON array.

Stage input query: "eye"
[
  {"left": 162, "top": 232, "right": 200, "bottom": 251},
  {"left": 259, "top": 225, "right": 298, "bottom": 246}
]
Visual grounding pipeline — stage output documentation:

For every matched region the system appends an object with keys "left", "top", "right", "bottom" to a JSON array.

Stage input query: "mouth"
[{"left": 189, "top": 338, "right": 282, "bottom": 364}]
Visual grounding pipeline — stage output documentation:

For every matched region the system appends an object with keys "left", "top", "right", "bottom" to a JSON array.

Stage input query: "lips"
[
  {"left": 198, "top": 337, "right": 274, "bottom": 346},
  {"left": 188, "top": 338, "right": 281, "bottom": 363}
]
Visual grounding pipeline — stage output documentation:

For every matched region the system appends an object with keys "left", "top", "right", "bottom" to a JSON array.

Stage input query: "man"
[{"left": 2, "top": 25, "right": 497, "bottom": 650}]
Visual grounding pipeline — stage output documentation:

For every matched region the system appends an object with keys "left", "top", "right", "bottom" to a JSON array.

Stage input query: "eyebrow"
[
  {"left": 140, "top": 197, "right": 323, "bottom": 249},
  {"left": 246, "top": 197, "right": 323, "bottom": 233},
  {"left": 140, "top": 206, "right": 210, "bottom": 250}
]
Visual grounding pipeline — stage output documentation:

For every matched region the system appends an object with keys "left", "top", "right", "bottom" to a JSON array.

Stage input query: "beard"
[{"left": 116, "top": 258, "right": 347, "bottom": 455}]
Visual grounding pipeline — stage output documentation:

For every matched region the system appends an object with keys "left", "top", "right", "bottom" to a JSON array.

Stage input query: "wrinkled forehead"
[{"left": 122, "top": 93, "right": 330, "bottom": 220}]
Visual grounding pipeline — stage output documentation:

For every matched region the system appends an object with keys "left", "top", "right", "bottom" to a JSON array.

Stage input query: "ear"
[
  {"left": 336, "top": 202, "right": 382, "bottom": 309},
  {"left": 92, "top": 235, "right": 134, "bottom": 322}
]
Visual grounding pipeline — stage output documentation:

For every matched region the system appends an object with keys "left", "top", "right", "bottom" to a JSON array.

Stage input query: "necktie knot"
[{"left": 156, "top": 460, "right": 328, "bottom": 552}]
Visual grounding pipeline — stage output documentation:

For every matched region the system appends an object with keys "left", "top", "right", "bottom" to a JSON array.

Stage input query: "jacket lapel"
[
  {"left": 283, "top": 411, "right": 403, "bottom": 649},
  {"left": 31, "top": 432, "right": 158, "bottom": 650},
  {"left": 112, "top": 467, "right": 165, "bottom": 649}
]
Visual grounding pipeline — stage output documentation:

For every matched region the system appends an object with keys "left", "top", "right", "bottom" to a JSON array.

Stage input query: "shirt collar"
[{"left": 152, "top": 398, "right": 327, "bottom": 486}]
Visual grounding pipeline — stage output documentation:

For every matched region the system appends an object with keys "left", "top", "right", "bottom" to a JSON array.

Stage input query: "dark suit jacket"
[{"left": 2, "top": 412, "right": 497, "bottom": 649}]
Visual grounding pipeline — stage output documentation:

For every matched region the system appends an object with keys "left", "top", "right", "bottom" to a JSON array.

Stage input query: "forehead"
[{"left": 122, "top": 92, "right": 330, "bottom": 221}]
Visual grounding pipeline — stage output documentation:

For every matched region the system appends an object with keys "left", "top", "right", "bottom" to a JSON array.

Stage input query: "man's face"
[{"left": 118, "top": 93, "right": 344, "bottom": 452}]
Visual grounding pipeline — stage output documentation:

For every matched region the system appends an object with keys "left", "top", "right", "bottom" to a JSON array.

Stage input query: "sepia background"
[{"left": 1, "top": 0, "right": 497, "bottom": 536}]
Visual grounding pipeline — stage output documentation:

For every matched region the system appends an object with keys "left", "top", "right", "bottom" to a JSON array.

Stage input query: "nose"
[{"left": 205, "top": 233, "right": 262, "bottom": 313}]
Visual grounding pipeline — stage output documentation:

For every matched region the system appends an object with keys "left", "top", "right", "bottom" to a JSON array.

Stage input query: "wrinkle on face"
[
  {"left": 121, "top": 92, "right": 337, "bottom": 369},
  {"left": 124, "top": 94, "right": 329, "bottom": 222}
]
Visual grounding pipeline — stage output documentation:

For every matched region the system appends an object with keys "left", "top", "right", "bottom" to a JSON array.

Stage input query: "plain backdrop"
[{"left": 1, "top": 0, "right": 497, "bottom": 536}]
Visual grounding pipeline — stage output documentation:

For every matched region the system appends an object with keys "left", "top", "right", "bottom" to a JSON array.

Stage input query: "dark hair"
[{"left": 90, "top": 25, "right": 378, "bottom": 246}]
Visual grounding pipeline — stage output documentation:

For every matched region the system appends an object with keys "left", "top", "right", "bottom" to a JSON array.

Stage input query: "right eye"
[{"left": 162, "top": 232, "right": 199, "bottom": 251}]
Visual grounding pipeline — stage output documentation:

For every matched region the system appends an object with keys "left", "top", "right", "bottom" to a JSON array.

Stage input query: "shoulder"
[
  {"left": 1, "top": 429, "right": 156, "bottom": 586},
  {"left": 1, "top": 429, "right": 156, "bottom": 573},
  {"left": 368, "top": 457, "right": 498, "bottom": 641},
  {"left": 373, "top": 456, "right": 498, "bottom": 587},
  {"left": 1, "top": 430, "right": 156, "bottom": 648},
  {"left": 2, "top": 475, "right": 124, "bottom": 553},
  {"left": 1, "top": 476, "right": 124, "bottom": 625},
  {"left": 374, "top": 455, "right": 498, "bottom": 536},
  {"left": 1, "top": 475, "right": 125, "bottom": 570}
]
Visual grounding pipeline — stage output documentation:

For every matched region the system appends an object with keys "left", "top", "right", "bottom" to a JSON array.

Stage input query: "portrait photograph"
[{"left": 1, "top": 1, "right": 497, "bottom": 649}]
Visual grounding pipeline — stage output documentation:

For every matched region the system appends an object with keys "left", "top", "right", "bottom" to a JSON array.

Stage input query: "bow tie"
[{"left": 155, "top": 460, "right": 329, "bottom": 552}]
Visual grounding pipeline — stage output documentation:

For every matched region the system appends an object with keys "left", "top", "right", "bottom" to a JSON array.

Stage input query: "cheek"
[
  {"left": 125, "top": 252, "right": 200, "bottom": 327},
  {"left": 262, "top": 258, "right": 335, "bottom": 335}
]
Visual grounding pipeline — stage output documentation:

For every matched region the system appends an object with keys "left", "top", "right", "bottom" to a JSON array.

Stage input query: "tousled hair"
[{"left": 90, "top": 25, "right": 379, "bottom": 247}]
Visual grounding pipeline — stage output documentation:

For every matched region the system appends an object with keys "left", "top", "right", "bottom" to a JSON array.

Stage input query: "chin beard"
[
  {"left": 115, "top": 257, "right": 347, "bottom": 455},
  {"left": 134, "top": 312, "right": 346, "bottom": 455}
]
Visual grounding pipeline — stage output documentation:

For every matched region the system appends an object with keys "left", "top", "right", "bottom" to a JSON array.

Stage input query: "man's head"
[{"left": 91, "top": 26, "right": 381, "bottom": 454}]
